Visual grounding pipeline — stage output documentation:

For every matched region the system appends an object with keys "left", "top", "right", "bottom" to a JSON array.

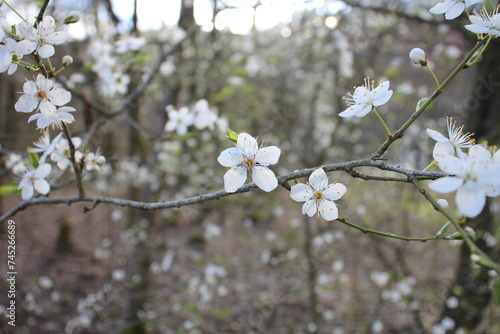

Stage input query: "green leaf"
[
  {"left": 225, "top": 128, "right": 239, "bottom": 143},
  {"left": 28, "top": 150, "right": 39, "bottom": 168},
  {"left": 0, "top": 183, "right": 20, "bottom": 196},
  {"left": 416, "top": 97, "right": 429, "bottom": 111},
  {"left": 436, "top": 221, "right": 452, "bottom": 237}
]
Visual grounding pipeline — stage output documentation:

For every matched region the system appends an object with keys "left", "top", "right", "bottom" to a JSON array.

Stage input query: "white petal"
[
  {"left": 22, "top": 184, "right": 34, "bottom": 200},
  {"left": 444, "top": 3, "right": 465, "bottom": 20},
  {"left": 426, "top": 128, "right": 448, "bottom": 142},
  {"left": 34, "top": 179, "right": 50, "bottom": 195},
  {"left": 354, "top": 104, "right": 374, "bottom": 118},
  {"left": 318, "top": 200, "right": 339, "bottom": 221},
  {"left": 252, "top": 166, "right": 278, "bottom": 192},
  {"left": 37, "top": 44, "right": 55, "bottom": 58},
  {"left": 308, "top": 168, "right": 328, "bottom": 191},
  {"left": 217, "top": 147, "right": 242, "bottom": 167},
  {"left": 254, "top": 146, "right": 280, "bottom": 166},
  {"left": 339, "top": 104, "right": 364, "bottom": 118},
  {"left": 16, "top": 39, "right": 38, "bottom": 55},
  {"left": 465, "top": 0, "right": 482, "bottom": 6},
  {"left": 428, "top": 177, "right": 463, "bottom": 193},
  {"left": 35, "top": 164, "right": 52, "bottom": 178},
  {"left": 223, "top": 167, "right": 247, "bottom": 193},
  {"left": 433, "top": 142, "right": 455, "bottom": 161},
  {"left": 302, "top": 200, "right": 317, "bottom": 217},
  {"left": 236, "top": 133, "right": 258, "bottom": 156},
  {"left": 290, "top": 183, "right": 314, "bottom": 202},
  {"left": 372, "top": 89, "right": 393, "bottom": 106},
  {"left": 456, "top": 185, "right": 486, "bottom": 217},
  {"left": 322, "top": 183, "right": 347, "bottom": 201},
  {"left": 48, "top": 87, "right": 71, "bottom": 106},
  {"left": 465, "top": 24, "right": 490, "bottom": 35}
]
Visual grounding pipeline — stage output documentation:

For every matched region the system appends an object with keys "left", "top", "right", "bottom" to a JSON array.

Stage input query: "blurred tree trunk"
[{"left": 437, "top": 40, "right": 500, "bottom": 334}]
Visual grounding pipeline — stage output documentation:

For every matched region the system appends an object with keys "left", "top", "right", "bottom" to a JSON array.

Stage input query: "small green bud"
[{"left": 64, "top": 11, "right": 80, "bottom": 24}]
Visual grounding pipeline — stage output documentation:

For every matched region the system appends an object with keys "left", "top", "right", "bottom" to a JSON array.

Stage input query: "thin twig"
[{"left": 336, "top": 218, "right": 445, "bottom": 242}]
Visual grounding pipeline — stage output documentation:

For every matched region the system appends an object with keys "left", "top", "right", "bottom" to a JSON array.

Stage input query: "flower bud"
[
  {"left": 409, "top": 48, "right": 427, "bottom": 66},
  {"left": 62, "top": 55, "right": 73, "bottom": 67},
  {"left": 64, "top": 11, "right": 80, "bottom": 24},
  {"left": 436, "top": 199, "right": 449, "bottom": 209}
]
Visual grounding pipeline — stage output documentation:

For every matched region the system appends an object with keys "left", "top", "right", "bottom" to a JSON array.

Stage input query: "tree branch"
[{"left": 0, "top": 159, "right": 447, "bottom": 221}]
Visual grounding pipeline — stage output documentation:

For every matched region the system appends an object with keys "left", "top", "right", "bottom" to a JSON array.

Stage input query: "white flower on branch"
[
  {"left": 17, "top": 163, "right": 52, "bottom": 200},
  {"left": 84, "top": 150, "right": 106, "bottom": 171},
  {"left": 426, "top": 117, "right": 475, "bottom": 161},
  {"left": 165, "top": 106, "right": 194, "bottom": 135},
  {"left": 429, "top": 145, "right": 500, "bottom": 217},
  {"left": 0, "top": 38, "right": 26, "bottom": 75},
  {"left": 339, "top": 78, "right": 393, "bottom": 118},
  {"left": 430, "top": 0, "right": 483, "bottom": 20},
  {"left": 50, "top": 137, "right": 83, "bottom": 170},
  {"left": 17, "top": 16, "right": 67, "bottom": 58},
  {"left": 465, "top": 6, "right": 500, "bottom": 37},
  {"left": 290, "top": 168, "right": 346, "bottom": 221},
  {"left": 28, "top": 106, "right": 76, "bottom": 130},
  {"left": 15, "top": 74, "right": 71, "bottom": 114},
  {"left": 217, "top": 132, "right": 281, "bottom": 193}
]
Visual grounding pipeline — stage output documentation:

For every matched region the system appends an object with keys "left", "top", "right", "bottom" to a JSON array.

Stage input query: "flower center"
[
  {"left": 37, "top": 89, "right": 48, "bottom": 100},
  {"left": 243, "top": 156, "right": 255, "bottom": 169},
  {"left": 314, "top": 192, "right": 322, "bottom": 199}
]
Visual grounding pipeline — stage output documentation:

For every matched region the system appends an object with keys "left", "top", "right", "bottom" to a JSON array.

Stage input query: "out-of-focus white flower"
[
  {"left": 29, "top": 132, "right": 63, "bottom": 164},
  {"left": 165, "top": 106, "right": 194, "bottom": 135},
  {"left": 50, "top": 137, "right": 83, "bottom": 170},
  {"left": 465, "top": 6, "right": 500, "bottom": 36},
  {"left": 339, "top": 78, "right": 393, "bottom": 118},
  {"left": 217, "top": 132, "right": 281, "bottom": 193},
  {"left": 290, "top": 168, "right": 346, "bottom": 221},
  {"left": 115, "top": 36, "right": 146, "bottom": 53},
  {"left": 17, "top": 163, "right": 52, "bottom": 200},
  {"left": 84, "top": 150, "right": 106, "bottom": 171},
  {"left": 430, "top": 0, "right": 482, "bottom": 20}
]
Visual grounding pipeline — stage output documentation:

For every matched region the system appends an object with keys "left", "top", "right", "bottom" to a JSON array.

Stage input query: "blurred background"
[{"left": 1, "top": 0, "right": 500, "bottom": 333}]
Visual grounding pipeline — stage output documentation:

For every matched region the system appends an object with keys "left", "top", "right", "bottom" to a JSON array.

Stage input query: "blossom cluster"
[
  {"left": 87, "top": 34, "right": 146, "bottom": 98},
  {"left": 165, "top": 99, "right": 227, "bottom": 135},
  {"left": 0, "top": 5, "right": 106, "bottom": 201},
  {"left": 0, "top": 13, "right": 66, "bottom": 73},
  {"left": 12, "top": 132, "right": 106, "bottom": 200}
]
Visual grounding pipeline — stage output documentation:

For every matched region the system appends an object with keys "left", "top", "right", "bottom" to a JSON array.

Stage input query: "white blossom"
[
  {"left": 28, "top": 106, "right": 75, "bottom": 130},
  {"left": 217, "top": 132, "right": 281, "bottom": 192},
  {"left": 465, "top": 6, "right": 500, "bottom": 37},
  {"left": 17, "top": 163, "right": 52, "bottom": 200},
  {"left": 50, "top": 137, "right": 83, "bottom": 170},
  {"left": 427, "top": 117, "right": 475, "bottom": 161},
  {"left": 15, "top": 74, "right": 71, "bottom": 114},
  {"left": 17, "top": 16, "right": 66, "bottom": 58},
  {"left": 165, "top": 106, "right": 194, "bottom": 135},
  {"left": 0, "top": 38, "right": 26, "bottom": 75},
  {"left": 429, "top": 145, "right": 500, "bottom": 217},
  {"left": 290, "top": 168, "right": 346, "bottom": 221},
  {"left": 430, "top": 0, "right": 483, "bottom": 20},
  {"left": 339, "top": 78, "right": 393, "bottom": 118}
]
